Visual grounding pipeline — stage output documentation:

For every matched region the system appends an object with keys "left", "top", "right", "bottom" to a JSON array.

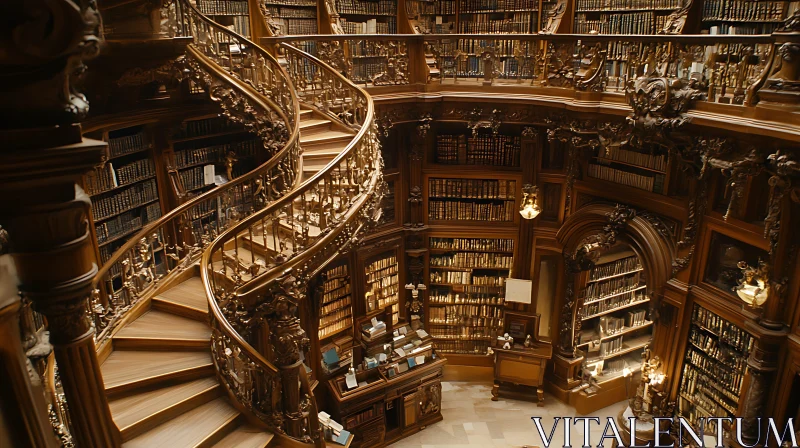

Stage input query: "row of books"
[
  {"left": 691, "top": 305, "right": 753, "bottom": 353},
  {"left": 707, "top": 23, "right": 782, "bottom": 34},
  {"left": 589, "top": 255, "right": 641, "bottom": 282},
  {"left": 320, "top": 295, "right": 351, "bottom": 317},
  {"left": 702, "top": 0, "right": 786, "bottom": 22},
  {"left": 175, "top": 139, "right": 260, "bottom": 169},
  {"left": 430, "top": 271, "right": 507, "bottom": 286},
  {"left": 623, "top": 309, "right": 648, "bottom": 328},
  {"left": 322, "top": 283, "right": 350, "bottom": 303},
  {"left": 459, "top": 0, "right": 537, "bottom": 12},
  {"left": 457, "top": 14, "right": 536, "bottom": 33},
  {"left": 679, "top": 366, "right": 738, "bottom": 420},
  {"left": 428, "top": 178, "right": 516, "bottom": 199},
  {"left": 429, "top": 325, "right": 493, "bottom": 339},
  {"left": 581, "top": 292, "right": 647, "bottom": 320},
  {"left": 588, "top": 163, "right": 665, "bottom": 193},
  {"left": 264, "top": 0, "right": 316, "bottom": 5},
  {"left": 428, "top": 200, "right": 516, "bottom": 222},
  {"left": 429, "top": 304, "right": 504, "bottom": 320},
  {"left": 320, "top": 316, "right": 352, "bottom": 339},
  {"left": 434, "top": 339, "right": 491, "bottom": 354},
  {"left": 688, "top": 328, "right": 747, "bottom": 373},
  {"left": 108, "top": 131, "right": 149, "bottom": 159},
  {"left": 429, "top": 292, "right": 504, "bottom": 306},
  {"left": 273, "top": 18, "right": 318, "bottom": 35},
  {"left": 365, "top": 266, "right": 397, "bottom": 284},
  {"left": 227, "top": 16, "right": 250, "bottom": 36},
  {"left": 430, "top": 237, "right": 514, "bottom": 252},
  {"left": 449, "top": 38, "right": 519, "bottom": 56},
  {"left": 85, "top": 159, "right": 155, "bottom": 196},
  {"left": 320, "top": 308, "right": 352, "bottom": 330},
  {"left": 574, "top": 11, "right": 666, "bottom": 34},
  {"left": 430, "top": 252, "right": 513, "bottom": 269},
  {"left": 685, "top": 349, "right": 746, "bottom": 394},
  {"left": 584, "top": 277, "right": 643, "bottom": 303},
  {"left": 597, "top": 146, "right": 667, "bottom": 172},
  {"left": 96, "top": 209, "right": 142, "bottom": 245},
  {"left": 181, "top": 166, "right": 213, "bottom": 191},
  {"left": 197, "top": 0, "right": 248, "bottom": 15},
  {"left": 263, "top": 6, "right": 317, "bottom": 17},
  {"left": 436, "top": 134, "right": 521, "bottom": 167},
  {"left": 340, "top": 18, "right": 396, "bottom": 34},
  {"left": 336, "top": 0, "right": 396, "bottom": 15},
  {"left": 575, "top": 0, "right": 683, "bottom": 10},
  {"left": 179, "top": 117, "right": 233, "bottom": 138},
  {"left": 350, "top": 59, "right": 386, "bottom": 82},
  {"left": 413, "top": 0, "right": 457, "bottom": 14},
  {"left": 598, "top": 336, "right": 625, "bottom": 357},
  {"left": 91, "top": 179, "right": 159, "bottom": 221}
]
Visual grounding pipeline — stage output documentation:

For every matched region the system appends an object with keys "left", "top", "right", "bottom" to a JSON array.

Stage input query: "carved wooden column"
[
  {"left": 513, "top": 127, "right": 540, "bottom": 282},
  {"left": 738, "top": 332, "right": 783, "bottom": 446},
  {"left": 263, "top": 276, "right": 316, "bottom": 442},
  {"left": 405, "top": 114, "right": 431, "bottom": 228},
  {"left": 0, "top": 2, "right": 119, "bottom": 447}
]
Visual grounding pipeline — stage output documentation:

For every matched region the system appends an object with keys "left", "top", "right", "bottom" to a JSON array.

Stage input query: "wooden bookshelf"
[
  {"left": 364, "top": 250, "right": 400, "bottom": 324},
  {"left": 586, "top": 145, "right": 670, "bottom": 195},
  {"left": 406, "top": 0, "right": 458, "bottom": 33},
  {"left": 427, "top": 236, "right": 513, "bottom": 356},
  {"left": 197, "top": 0, "right": 251, "bottom": 36},
  {"left": 577, "top": 247, "right": 653, "bottom": 379},
  {"left": 701, "top": 0, "right": 797, "bottom": 34},
  {"left": 337, "top": 0, "right": 398, "bottom": 33},
  {"left": 678, "top": 304, "right": 754, "bottom": 433},
  {"left": 435, "top": 133, "right": 521, "bottom": 168},
  {"left": 263, "top": 0, "right": 319, "bottom": 35},
  {"left": 458, "top": 0, "right": 539, "bottom": 33},
  {"left": 171, "top": 116, "right": 262, "bottom": 195},
  {"left": 572, "top": 0, "right": 686, "bottom": 33},
  {"left": 425, "top": 175, "right": 520, "bottom": 224},
  {"left": 87, "top": 125, "right": 164, "bottom": 265}
]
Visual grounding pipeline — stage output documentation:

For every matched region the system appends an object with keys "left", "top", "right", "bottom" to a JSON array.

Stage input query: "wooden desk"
[{"left": 491, "top": 342, "right": 553, "bottom": 405}]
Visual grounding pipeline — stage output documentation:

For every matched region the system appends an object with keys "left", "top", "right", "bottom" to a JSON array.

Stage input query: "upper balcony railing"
[
  {"left": 261, "top": 30, "right": 800, "bottom": 135},
  {"left": 90, "top": 0, "right": 302, "bottom": 346}
]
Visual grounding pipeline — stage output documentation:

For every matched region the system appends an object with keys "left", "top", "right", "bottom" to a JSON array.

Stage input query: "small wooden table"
[{"left": 491, "top": 342, "right": 553, "bottom": 406}]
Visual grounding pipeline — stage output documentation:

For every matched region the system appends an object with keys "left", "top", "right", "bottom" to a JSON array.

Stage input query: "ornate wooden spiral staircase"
[{"left": 89, "top": 2, "right": 383, "bottom": 446}]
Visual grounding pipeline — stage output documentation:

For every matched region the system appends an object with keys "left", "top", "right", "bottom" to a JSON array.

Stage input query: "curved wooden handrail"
[
  {"left": 90, "top": 0, "right": 302, "bottom": 346},
  {"left": 200, "top": 39, "right": 382, "bottom": 444}
]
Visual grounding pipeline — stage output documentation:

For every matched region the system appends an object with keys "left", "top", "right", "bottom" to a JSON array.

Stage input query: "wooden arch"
[{"left": 555, "top": 202, "right": 677, "bottom": 358}]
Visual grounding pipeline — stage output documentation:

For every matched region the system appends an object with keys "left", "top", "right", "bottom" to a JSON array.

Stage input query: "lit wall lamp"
[
  {"left": 733, "top": 259, "right": 770, "bottom": 307},
  {"left": 519, "top": 184, "right": 541, "bottom": 220}
]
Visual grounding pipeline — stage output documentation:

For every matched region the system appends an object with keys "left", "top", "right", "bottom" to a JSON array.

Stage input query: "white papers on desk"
[
  {"left": 399, "top": 326, "right": 407, "bottom": 335},
  {"left": 345, "top": 372, "right": 357, "bottom": 389},
  {"left": 371, "top": 317, "right": 379, "bottom": 327},
  {"left": 394, "top": 348, "right": 406, "bottom": 357},
  {"left": 415, "top": 355, "right": 426, "bottom": 365},
  {"left": 378, "top": 353, "right": 387, "bottom": 362},
  {"left": 416, "top": 329, "right": 429, "bottom": 338}
]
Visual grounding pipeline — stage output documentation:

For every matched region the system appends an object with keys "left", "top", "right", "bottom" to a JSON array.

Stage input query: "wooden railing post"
[{"left": 0, "top": 2, "right": 119, "bottom": 446}]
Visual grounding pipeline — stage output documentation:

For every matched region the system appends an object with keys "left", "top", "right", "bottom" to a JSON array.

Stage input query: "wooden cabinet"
[{"left": 491, "top": 343, "right": 553, "bottom": 405}]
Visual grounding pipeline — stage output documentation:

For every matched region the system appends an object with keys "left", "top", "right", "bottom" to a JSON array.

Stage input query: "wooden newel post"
[{"left": 0, "top": 2, "right": 120, "bottom": 446}]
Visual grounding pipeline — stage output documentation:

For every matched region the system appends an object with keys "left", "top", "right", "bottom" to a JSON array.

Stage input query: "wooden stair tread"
[
  {"left": 109, "top": 377, "right": 220, "bottom": 437},
  {"left": 302, "top": 145, "right": 347, "bottom": 156},
  {"left": 102, "top": 351, "right": 212, "bottom": 392},
  {"left": 299, "top": 130, "right": 354, "bottom": 144},
  {"left": 299, "top": 109, "right": 314, "bottom": 119},
  {"left": 115, "top": 310, "right": 210, "bottom": 341},
  {"left": 121, "top": 397, "right": 239, "bottom": 448},
  {"left": 155, "top": 277, "right": 208, "bottom": 313},
  {"left": 212, "top": 424, "right": 274, "bottom": 448},
  {"left": 299, "top": 118, "right": 332, "bottom": 129}
]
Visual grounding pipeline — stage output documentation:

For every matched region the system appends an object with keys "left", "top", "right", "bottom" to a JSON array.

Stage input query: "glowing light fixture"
[
  {"left": 733, "top": 260, "right": 770, "bottom": 307},
  {"left": 519, "top": 184, "right": 541, "bottom": 220}
]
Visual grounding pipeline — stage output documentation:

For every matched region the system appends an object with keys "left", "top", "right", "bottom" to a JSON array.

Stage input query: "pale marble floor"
[{"left": 388, "top": 382, "right": 627, "bottom": 448}]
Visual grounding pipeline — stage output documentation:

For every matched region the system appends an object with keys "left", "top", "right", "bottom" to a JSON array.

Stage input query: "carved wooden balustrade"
[
  {"left": 90, "top": 0, "right": 303, "bottom": 346},
  {"left": 270, "top": 35, "right": 415, "bottom": 87},
  {"left": 201, "top": 44, "right": 383, "bottom": 446},
  {"left": 260, "top": 32, "right": 800, "bottom": 117}
]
